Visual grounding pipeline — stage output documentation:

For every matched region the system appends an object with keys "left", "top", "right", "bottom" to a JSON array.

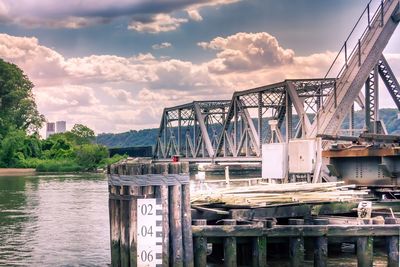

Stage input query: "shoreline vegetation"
[
  {"left": 0, "top": 59, "right": 126, "bottom": 173},
  {"left": 0, "top": 123, "right": 127, "bottom": 173}
]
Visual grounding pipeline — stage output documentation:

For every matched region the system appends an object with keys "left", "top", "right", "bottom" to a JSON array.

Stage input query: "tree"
[
  {"left": 42, "top": 134, "right": 74, "bottom": 159},
  {"left": 70, "top": 124, "right": 95, "bottom": 145},
  {"left": 74, "top": 144, "right": 108, "bottom": 170},
  {"left": 0, "top": 128, "right": 27, "bottom": 166},
  {"left": 0, "top": 59, "right": 45, "bottom": 138}
]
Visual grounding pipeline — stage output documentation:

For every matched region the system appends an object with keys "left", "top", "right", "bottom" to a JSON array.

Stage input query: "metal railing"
[{"left": 324, "top": 0, "right": 388, "bottom": 80}]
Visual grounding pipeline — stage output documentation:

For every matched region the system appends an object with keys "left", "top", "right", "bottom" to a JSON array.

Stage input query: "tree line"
[{"left": 0, "top": 59, "right": 123, "bottom": 171}]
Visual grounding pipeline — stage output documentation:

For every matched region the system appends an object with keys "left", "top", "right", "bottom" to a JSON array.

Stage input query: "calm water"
[
  {"left": 0, "top": 173, "right": 389, "bottom": 267},
  {"left": 0, "top": 173, "right": 110, "bottom": 266}
]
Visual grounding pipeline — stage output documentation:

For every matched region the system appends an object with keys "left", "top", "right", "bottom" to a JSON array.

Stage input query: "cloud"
[
  {"left": 187, "top": 10, "right": 203, "bottom": 21},
  {"left": 0, "top": 0, "right": 241, "bottom": 31},
  {"left": 34, "top": 85, "right": 100, "bottom": 111},
  {"left": 152, "top": 42, "right": 172, "bottom": 50},
  {"left": 199, "top": 32, "right": 295, "bottom": 73},
  {"left": 128, "top": 14, "right": 188, "bottom": 33},
  {"left": 3, "top": 32, "right": 398, "bottom": 134},
  {"left": 0, "top": 34, "right": 66, "bottom": 86},
  {"left": 101, "top": 87, "right": 136, "bottom": 104}
]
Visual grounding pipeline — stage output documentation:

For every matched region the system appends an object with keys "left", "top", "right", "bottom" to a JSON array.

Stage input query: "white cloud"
[
  {"left": 128, "top": 14, "right": 188, "bottom": 33},
  {"left": 152, "top": 42, "right": 172, "bottom": 50},
  {"left": 1, "top": 32, "right": 398, "bottom": 133},
  {"left": 34, "top": 85, "right": 99, "bottom": 111},
  {"left": 187, "top": 10, "right": 203, "bottom": 21},
  {"left": 199, "top": 32, "right": 295, "bottom": 73},
  {"left": 101, "top": 87, "right": 136, "bottom": 104}
]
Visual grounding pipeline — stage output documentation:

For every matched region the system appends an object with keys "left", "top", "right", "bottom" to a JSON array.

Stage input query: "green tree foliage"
[
  {"left": 0, "top": 59, "right": 45, "bottom": 138},
  {"left": 74, "top": 144, "right": 108, "bottom": 170},
  {"left": 97, "top": 129, "right": 158, "bottom": 147},
  {"left": 0, "top": 122, "right": 111, "bottom": 171},
  {"left": 42, "top": 134, "right": 74, "bottom": 159},
  {"left": 0, "top": 129, "right": 26, "bottom": 167},
  {"left": 0, "top": 60, "right": 111, "bottom": 171},
  {"left": 70, "top": 124, "right": 95, "bottom": 145},
  {"left": 35, "top": 124, "right": 109, "bottom": 171}
]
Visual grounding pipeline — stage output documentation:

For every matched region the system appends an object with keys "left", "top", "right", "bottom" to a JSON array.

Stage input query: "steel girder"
[
  {"left": 154, "top": 100, "right": 231, "bottom": 159},
  {"left": 308, "top": 0, "right": 399, "bottom": 137},
  {"left": 154, "top": 79, "right": 336, "bottom": 160},
  {"left": 378, "top": 55, "right": 400, "bottom": 110},
  {"left": 365, "top": 66, "right": 379, "bottom": 133},
  {"left": 214, "top": 79, "right": 336, "bottom": 158}
]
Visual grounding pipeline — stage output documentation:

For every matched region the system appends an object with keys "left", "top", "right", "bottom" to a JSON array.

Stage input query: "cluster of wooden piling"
[
  {"left": 191, "top": 217, "right": 400, "bottom": 267},
  {"left": 108, "top": 159, "right": 400, "bottom": 267},
  {"left": 108, "top": 160, "right": 193, "bottom": 267}
]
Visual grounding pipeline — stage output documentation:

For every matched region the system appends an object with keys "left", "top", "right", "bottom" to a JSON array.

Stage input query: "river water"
[
  {"left": 0, "top": 173, "right": 110, "bottom": 266},
  {"left": 0, "top": 173, "right": 389, "bottom": 267}
]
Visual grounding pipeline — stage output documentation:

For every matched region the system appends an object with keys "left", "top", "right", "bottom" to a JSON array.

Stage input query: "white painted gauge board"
[{"left": 137, "top": 198, "right": 163, "bottom": 267}]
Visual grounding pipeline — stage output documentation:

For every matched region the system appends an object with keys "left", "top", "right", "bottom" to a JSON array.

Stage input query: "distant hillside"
[
  {"left": 96, "top": 128, "right": 158, "bottom": 148},
  {"left": 96, "top": 108, "right": 400, "bottom": 148}
]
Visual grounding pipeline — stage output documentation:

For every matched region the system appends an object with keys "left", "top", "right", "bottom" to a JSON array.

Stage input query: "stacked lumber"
[{"left": 191, "top": 182, "right": 369, "bottom": 208}]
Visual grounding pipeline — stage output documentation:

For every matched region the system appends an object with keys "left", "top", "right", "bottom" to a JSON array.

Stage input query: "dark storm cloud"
[{"left": 0, "top": 0, "right": 240, "bottom": 29}]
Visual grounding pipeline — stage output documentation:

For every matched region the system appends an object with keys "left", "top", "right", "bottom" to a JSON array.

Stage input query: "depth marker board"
[{"left": 137, "top": 198, "right": 163, "bottom": 267}]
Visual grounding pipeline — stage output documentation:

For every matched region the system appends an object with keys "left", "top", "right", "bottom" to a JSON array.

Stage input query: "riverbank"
[{"left": 0, "top": 168, "right": 36, "bottom": 176}]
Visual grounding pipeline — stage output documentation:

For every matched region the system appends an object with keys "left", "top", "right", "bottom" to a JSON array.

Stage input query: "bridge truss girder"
[
  {"left": 214, "top": 79, "right": 337, "bottom": 158},
  {"left": 154, "top": 100, "right": 231, "bottom": 159}
]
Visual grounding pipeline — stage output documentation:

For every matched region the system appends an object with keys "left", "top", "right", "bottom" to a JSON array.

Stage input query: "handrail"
[{"left": 324, "top": 0, "right": 389, "bottom": 80}]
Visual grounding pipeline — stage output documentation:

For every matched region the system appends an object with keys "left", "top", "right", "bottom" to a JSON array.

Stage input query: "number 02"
[{"left": 140, "top": 204, "right": 153, "bottom": 215}]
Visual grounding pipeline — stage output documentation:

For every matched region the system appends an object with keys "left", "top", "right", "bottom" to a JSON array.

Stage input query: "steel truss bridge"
[{"left": 154, "top": 0, "right": 400, "bottom": 163}]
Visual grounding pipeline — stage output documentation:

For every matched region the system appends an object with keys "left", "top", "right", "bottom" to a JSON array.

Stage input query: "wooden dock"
[{"left": 107, "top": 159, "right": 400, "bottom": 267}]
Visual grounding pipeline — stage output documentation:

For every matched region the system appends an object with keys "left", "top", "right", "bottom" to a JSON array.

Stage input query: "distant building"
[
  {"left": 46, "top": 122, "right": 55, "bottom": 138},
  {"left": 56, "top": 121, "right": 66, "bottom": 133}
]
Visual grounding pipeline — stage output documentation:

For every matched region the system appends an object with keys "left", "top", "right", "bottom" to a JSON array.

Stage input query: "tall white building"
[
  {"left": 46, "top": 122, "right": 55, "bottom": 138},
  {"left": 56, "top": 121, "right": 66, "bottom": 133}
]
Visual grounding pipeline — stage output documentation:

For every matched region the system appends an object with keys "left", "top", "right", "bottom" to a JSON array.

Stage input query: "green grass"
[
  {"left": 19, "top": 158, "right": 84, "bottom": 172},
  {"left": 99, "top": 154, "right": 128, "bottom": 166},
  {"left": 15, "top": 153, "right": 128, "bottom": 173}
]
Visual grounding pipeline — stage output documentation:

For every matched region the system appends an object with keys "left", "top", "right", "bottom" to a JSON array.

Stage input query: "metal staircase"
[{"left": 307, "top": 0, "right": 400, "bottom": 137}]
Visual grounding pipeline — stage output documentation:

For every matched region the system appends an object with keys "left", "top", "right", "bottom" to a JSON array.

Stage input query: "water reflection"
[{"left": 0, "top": 174, "right": 110, "bottom": 266}]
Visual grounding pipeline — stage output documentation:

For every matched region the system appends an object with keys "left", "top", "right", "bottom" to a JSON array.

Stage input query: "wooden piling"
[
  {"left": 109, "top": 160, "right": 190, "bottom": 267},
  {"left": 313, "top": 219, "right": 328, "bottom": 267},
  {"left": 252, "top": 221, "right": 267, "bottom": 267},
  {"left": 357, "top": 220, "right": 373, "bottom": 267},
  {"left": 385, "top": 217, "right": 399, "bottom": 267},
  {"left": 120, "top": 185, "right": 131, "bottom": 267},
  {"left": 170, "top": 184, "right": 184, "bottom": 267},
  {"left": 223, "top": 219, "right": 237, "bottom": 267},
  {"left": 193, "top": 219, "right": 207, "bottom": 267},
  {"left": 182, "top": 183, "right": 194, "bottom": 267},
  {"left": 128, "top": 163, "right": 144, "bottom": 267},
  {"left": 129, "top": 186, "right": 140, "bottom": 267},
  {"left": 289, "top": 219, "right": 305, "bottom": 267},
  {"left": 110, "top": 185, "right": 121, "bottom": 267}
]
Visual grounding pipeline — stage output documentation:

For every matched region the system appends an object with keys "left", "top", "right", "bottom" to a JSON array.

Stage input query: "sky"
[{"left": 0, "top": 0, "right": 399, "bottom": 134}]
